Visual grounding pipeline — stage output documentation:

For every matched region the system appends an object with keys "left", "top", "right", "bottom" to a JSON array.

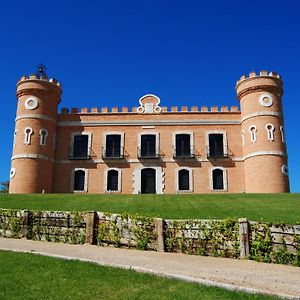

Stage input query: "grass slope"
[
  {"left": 0, "top": 193, "right": 300, "bottom": 224},
  {"left": 0, "top": 250, "right": 279, "bottom": 300}
]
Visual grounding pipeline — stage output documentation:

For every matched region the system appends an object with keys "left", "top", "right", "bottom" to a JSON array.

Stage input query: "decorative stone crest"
[{"left": 137, "top": 94, "right": 162, "bottom": 114}]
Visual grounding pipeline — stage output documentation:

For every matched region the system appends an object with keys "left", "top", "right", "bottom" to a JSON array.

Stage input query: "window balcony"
[
  {"left": 137, "top": 147, "right": 162, "bottom": 159},
  {"left": 206, "top": 146, "right": 230, "bottom": 158},
  {"left": 102, "top": 146, "right": 125, "bottom": 160},
  {"left": 69, "top": 147, "right": 92, "bottom": 160},
  {"left": 173, "top": 146, "right": 196, "bottom": 159}
]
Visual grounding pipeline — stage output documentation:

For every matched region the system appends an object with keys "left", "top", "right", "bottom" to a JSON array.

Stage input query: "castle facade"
[{"left": 9, "top": 70, "right": 290, "bottom": 194}]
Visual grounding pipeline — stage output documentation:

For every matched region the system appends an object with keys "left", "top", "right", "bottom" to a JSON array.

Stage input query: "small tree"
[{"left": 0, "top": 181, "right": 9, "bottom": 194}]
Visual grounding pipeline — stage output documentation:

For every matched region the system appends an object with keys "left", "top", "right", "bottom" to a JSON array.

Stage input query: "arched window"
[
  {"left": 13, "top": 129, "right": 18, "bottom": 146},
  {"left": 265, "top": 124, "right": 275, "bottom": 141},
  {"left": 39, "top": 129, "right": 48, "bottom": 146},
  {"left": 249, "top": 126, "right": 257, "bottom": 143},
  {"left": 107, "top": 169, "right": 119, "bottom": 191},
  {"left": 74, "top": 169, "right": 86, "bottom": 191},
  {"left": 212, "top": 168, "right": 224, "bottom": 190},
  {"left": 241, "top": 130, "right": 245, "bottom": 146},
  {"left": 280, "top": 126, "right": 285, "bottom": 143},
  {"left": 24, "top": 127, "right": 33, "bottom": 145},
  {"left": 178, "top": 169, "right": 190, "bottom": 191}
]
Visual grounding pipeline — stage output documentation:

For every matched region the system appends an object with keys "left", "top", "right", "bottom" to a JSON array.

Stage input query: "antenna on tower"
[{"left": 36, "top": 64, "right": 47, "bottom": 78}]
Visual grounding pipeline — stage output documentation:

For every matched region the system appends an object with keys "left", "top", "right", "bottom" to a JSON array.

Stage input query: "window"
[
  {"left": 107, "top": 169, "right": 120, "bottom": 192},
  {"left": 280, "top": 126, "right": 285, "bottom": 143},
  {"left": 265, "top": 124, "right": 275, "bottom": 141},
  {"left": 24, "top": 127, "right": 33, "bottom": 145},
  {"left": 175, "top": 134, "right": 192, "bottom": 157},
  {"left": 178, "top": 169, "right": 190, "bottom": 191},
  {"left": 13, "top": 129, "right": 18, "bottom": 146},
  {"left": 241, "top": 130, "right": 245, "bottom": 146},
  {"left": 139, "top": 134, "right": 158, "bottom": 158},
  {"left": 73, "top": 169, "right": 86, "bottom": 191},
  {"left": 39, "top": 129, "right": 48, "bottom": 146},
  {"left": 71, "top": 133, "right": 91, "bottom": 159},
  {"left": 212, "top": 168, "right": 224, "bottom": 190},
  {"left": 249, "top": 126, "right": 257, "bottom": 143},
  {"left": 104, "top": 134, "right": 122, "bottom": 158},
  {"left": 208, "top": 134, "right": 225, "bottom": 157}
]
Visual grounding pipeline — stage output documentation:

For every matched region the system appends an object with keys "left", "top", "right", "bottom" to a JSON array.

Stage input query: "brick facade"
[{"left": 9, "top": 70, "right": 290, "bottom": 194}]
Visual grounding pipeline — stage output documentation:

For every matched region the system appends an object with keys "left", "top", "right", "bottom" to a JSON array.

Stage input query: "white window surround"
[
  {"left": 25, "top": 96, "right": 39, "bottom": 110},
  {"left": 205, "top": 130, "right": 228, "bottom": 156},
  {"left": 10, "top": 167, "right": 16, "bottom": 179},
  {"left": 241, "top": 130, "right": 245, "bottom": 146},
  {"left": 209, "top": 167, "right": 228, "bottom": 192},
  {"left": 258, "top": 93, "right": 273, "bottom": 107},
  {"left": 39, "top": 129, "right": 48, "bottom": 146},
  {"left": 70, "top": 132, "right": 92, "bottom": 157},
  {"left": 104, "top": 168, "right": 122, "bottom": 193},
  {"left": 280, "top": 126, "right": 285, "bottom": 143},
  {"left": 103, "top": 132, "right": 125, "bottom": 157},
  {"left": 24, "top": 127, "right": 33, "bottom": 145},
  {"left": 172, "top": 131, "right": 194, "bottom": 155},
  {"left": 249, "top": 125, "right": 257, "bottom": 143},
  {"left": 281, "top": 165, "right": 288, "bottom": 176},
  {"left": 137, "top": 131, "right": 160, "bottom": 156},
  {"left": 265, "top": 123, "right": 275, "bottom": 141},
  {"left": 175, "top": 167, "right": 193, "bottom": 193},
  {"left": 133, "top": 166, "right": 164, "bottom": 194},
  {"left": 71, "top": 168, "right": 88, "bottom": 193},
  {"left": 13, "top": 129, "right": 18, "bottom": 146}
]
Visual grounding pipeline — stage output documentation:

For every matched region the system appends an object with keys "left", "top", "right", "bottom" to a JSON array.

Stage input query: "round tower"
[
  {"left": 236, "top": 70, "right": 289, "bottom": 193},
  {"left": 9, "top": 68, "right": 62, "bottom": 193}
]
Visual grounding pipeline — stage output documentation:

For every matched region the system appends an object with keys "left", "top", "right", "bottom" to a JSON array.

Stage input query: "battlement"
[
  {"left": 18, "top": 74, "right": 61, "bottom": 87},
  {"left": 236, "top": 70, "right": 281, "bottom": 86},
  {"left": 60, "top": 105, "right": 240, "bottom": 114}
]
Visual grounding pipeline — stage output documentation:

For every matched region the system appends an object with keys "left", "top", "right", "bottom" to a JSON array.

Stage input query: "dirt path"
[{"left": 0, "top": 238, "right": 299, "bottom": 299}]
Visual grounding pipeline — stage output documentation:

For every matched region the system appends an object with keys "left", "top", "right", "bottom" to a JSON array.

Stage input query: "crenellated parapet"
[{"left": 17, "top": 74, "right": 62, "bottom": 87}]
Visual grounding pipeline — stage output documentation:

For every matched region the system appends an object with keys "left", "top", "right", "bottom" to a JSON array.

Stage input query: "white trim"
[
  {"left": 176, "top": 167, "right": 193, "bottom": 193},
  {"left": 13, "top": 129, "right": 18, "bottom": 146},
  {"left": 205, "top": 130, "right": 228, "bottom": 156},
  {"left": 258, "top": 93, "right": 273, "bottom": 107},
  {"left": 249, "top": 125, "right": 257, "bottom": 143},
  {"left": 209, "top": 167, "right": 228, "bottom": 192},
  {"left": 172, "top": 131, "right": 194, "bottom": 156},
  {"left": 24, "top": 127, "right": 33, "bottom": 145},
  {"left": 241, "top": 111, "right": 281, "bottom": 123},
  {"left": 138, "top": 131, "right": 159, "bottom": 157},
  {"left": 105, "top": 168, "right": 122, "bottom": 193},
  {"left": 11, "top": 153, "right": 54, "bottom": 161},
  {"left": 244, "top": 150, "right": 286, "bottom": 160},
  {"left": 265, "top": 123, "right": 275, "bottom": 141},
  {"left": 103, "top": 132, "right": 125, "bottom": 157},
  {"left": 137, "top": 94, "right": 162, "bottom": 114},
  {"left": 280, "top": 126, "right": 285, "bottom": 143},
  {"left": 70, "top": 132, "right": 92, "bottom": 158},
  {"left": 10, "top": 168, "right": 16, "bottom": 179},
  {"left": 57, "top": 119, "right": 241, "bottom": 127},
  {"left": 25, "top": 96, "right": 39, "bottom": 110},
  {"left": 281, "top": 165, "right": 288, "bottom": 176},
  {"left": 133, "top": 166, "right": 164, "bottom": 194},
  {"left": 241, "top": 130, "right": 245, "bottom": 146},
  {"left": 16, "top": 114, "right": 55, "bottom": 123},
  {"left": 72, "top": 168, "right": 88, "bottom": 193},
  {"left": 39, "top": 129, "right": 48, "bottom": 146}
]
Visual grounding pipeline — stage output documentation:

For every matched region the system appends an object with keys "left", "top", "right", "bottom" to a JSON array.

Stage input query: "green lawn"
[
  {"left": 0, "top": 193, "right": 300, "bottom": 224},
  {"left": 0, "top": 250, "right": 279, "bottom": 300}
]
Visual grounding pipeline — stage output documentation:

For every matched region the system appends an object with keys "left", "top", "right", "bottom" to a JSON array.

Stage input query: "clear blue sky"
[{"left": 0, "top": 0, "right": 299, "bottom": 192}]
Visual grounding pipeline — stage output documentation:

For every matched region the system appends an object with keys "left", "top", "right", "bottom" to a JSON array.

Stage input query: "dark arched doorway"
[{"left": 141, "top": 168, "right": 156, "bottom": 194}]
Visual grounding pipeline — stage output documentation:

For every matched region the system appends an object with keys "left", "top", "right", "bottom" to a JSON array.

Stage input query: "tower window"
[
  {"left": 249, "top": 126, "right": 257, "bottom": 143},
  {"left": 212, "top": 168, "right": 224, "bottom": 190},
  {"left": 280, "top": 126, "right": 285, "bottom": 143},
  {"left": 175, "top": 134, "right": 192, "bottom": 157},
  {"left": 107, "top": 169, "right": 120, "bottom": 192},
  {"left": 241, "top": 130, "right": 245, "bottom": 146},
  {"left": 265, "top": 124, "right": 275, "bottom": 141},
  {"left": 71, "top": 133, "right": 91, "bottom": 159},
  {"left": 39, "top": 129, "right": 48, "bottom": 146},
  {"left": 13, "top": 129, "right": 18, "bottom": 146},
  {"left": 24, "top": 127, "right": 33, "bottom": 145},
  {"left": 73, "top": 169, "right": 86, "bottom": 192},
  {"left": 208, "top": 134, "right": 225, "bottom": 157}
]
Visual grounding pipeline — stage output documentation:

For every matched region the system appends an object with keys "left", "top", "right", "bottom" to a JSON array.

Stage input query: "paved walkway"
[{"left": 0, "top": 238, "right": 300, "bottom": 299}]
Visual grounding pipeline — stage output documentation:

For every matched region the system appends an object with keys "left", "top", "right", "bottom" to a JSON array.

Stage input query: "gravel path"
[{"left": 0, "top": 238, "right": 300, "bottom": 299}]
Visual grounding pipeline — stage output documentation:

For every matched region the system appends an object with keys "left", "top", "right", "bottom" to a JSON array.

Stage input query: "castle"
[{"left": 9, "top": 69, "right": 290, "bottom": 194}]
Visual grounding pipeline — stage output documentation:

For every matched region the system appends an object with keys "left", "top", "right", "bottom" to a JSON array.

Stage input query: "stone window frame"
[
  {"left": 265, "top": 123, "right": 275, "bottom": 141},
  {"left": 175, "top": 167, "right": 193, "bottom": 193},
  {"left": 102, "top": 131, "right": 125, "bottom": 158},
  {"left": 280, "top": 126, "right": 285, "bottom": 143},
  {"left": 104, "top": 168, "right": 122, "bottom": 193},
  {"left": 172, "top": 131, "right": 194, "bottom": 157},
  {"left": 137, "top": 131, "right": 160, "bottom": 158},
  {"left": 39, "top": 129, "right": 48, "bottom": 147},
  {"left": 71, "top": 168, "right": 88, "bottom": 193},
  {"left": 241, "top": 130, "right": 245, "bottom": 146},
  {"left": 24, "top": 127, "right": 33, "bottom": 145},
  {"left": 70, "top": 132, "right": 92, "bottom": 158},
  {"left": 205, "top": 130, "right": 228, "bottom": 156},
  {"left": 13, "top": 129, "right": 18, "bottom": 146},
  {"left": 209, "top": 166, "right": 228, "bottom": 192},
  {"left": 249, "top": 125, "right": 257, "bottom": 143}
]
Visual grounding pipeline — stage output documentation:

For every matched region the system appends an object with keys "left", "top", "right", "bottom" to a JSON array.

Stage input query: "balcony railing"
[
  {"left": 206, "top": 146, "right": 230, "bottom": 158},
  {"left": 173, "top": 146, "right": 196, "bottom": 159},
  {"left": 69, "top": 147, "right": 93, "bottom": 160},
  {"left": 102, "top": 146, "right": 125, "bottom": 160},
  {"left": 137, "top": 147, "right": 162, "bottom": 159}
]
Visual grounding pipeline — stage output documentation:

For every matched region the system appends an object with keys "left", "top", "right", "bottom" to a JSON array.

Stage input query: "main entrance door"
[{"left": 141, "top": 168, "right": 156, "bottom": 194}]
